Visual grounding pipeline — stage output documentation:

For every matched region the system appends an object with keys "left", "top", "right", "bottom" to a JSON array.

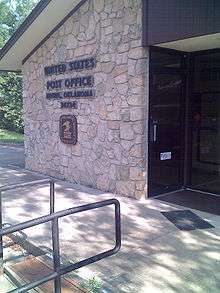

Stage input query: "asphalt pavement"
[{"left": 0, "top": 144, "right": 25, "bottom": 168}]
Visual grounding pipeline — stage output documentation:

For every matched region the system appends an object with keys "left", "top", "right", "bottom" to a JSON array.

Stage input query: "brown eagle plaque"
[{"left": 59, "top": 115, "right": 77, "bottom": 144}]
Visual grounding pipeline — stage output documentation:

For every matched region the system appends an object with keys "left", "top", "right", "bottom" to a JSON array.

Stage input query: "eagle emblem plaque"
[{"left": 59, "top": 115, "right": 77, "bottom": 144}]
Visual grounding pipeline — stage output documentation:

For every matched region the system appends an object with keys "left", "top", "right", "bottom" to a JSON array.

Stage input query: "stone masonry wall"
[{"left": 23, "top": 0, "right": 149, "bottom": 199}]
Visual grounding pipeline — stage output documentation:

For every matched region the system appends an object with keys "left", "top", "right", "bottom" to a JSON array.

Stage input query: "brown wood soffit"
[
  {"left": 0, "top": 0, "right": 147, "bottom": 69},
  {"left": 0, "top": 0, "right": 52, "bottom": 65},
  {"left": 0, "top": 0, "right": 88, "bottom": 68}
]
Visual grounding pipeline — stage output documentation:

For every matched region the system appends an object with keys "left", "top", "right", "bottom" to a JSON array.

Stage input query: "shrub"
[{"left": 0, "top": 72, "right": 24, "bottom": 133}]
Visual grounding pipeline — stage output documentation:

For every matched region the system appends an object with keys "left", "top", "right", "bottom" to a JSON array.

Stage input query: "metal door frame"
[
  {"left": 186, "top": 48, "right": 220, "bottom": 192},
  {"left": 148, "top": 47, "right": 220, "bottom": 197},
  {"left": 148, "top": 46, "right": 188, "bottom": 197}
]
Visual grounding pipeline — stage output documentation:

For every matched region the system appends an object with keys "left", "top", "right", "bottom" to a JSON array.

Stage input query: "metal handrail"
[
  {"left": 0, "top": 178, "right": 55, "bottom": 214},
  {"left": 0, "top": 178, "right": 54, "bottom": 192},
  {"left": 0, "top": 179, "right": 55, "bottom": 275},
  {"left": 0, "top": 180, "right": 121, "bottom": 293}
]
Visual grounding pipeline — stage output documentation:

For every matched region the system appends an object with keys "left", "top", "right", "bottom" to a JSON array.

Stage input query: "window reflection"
[{"left": 191, "top": 51, "right": 220, "bottom": 193}]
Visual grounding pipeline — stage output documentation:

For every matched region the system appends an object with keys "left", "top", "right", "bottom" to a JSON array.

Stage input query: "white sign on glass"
[{"left": 160, "top": 152, "right": 172, "bottom": 161}]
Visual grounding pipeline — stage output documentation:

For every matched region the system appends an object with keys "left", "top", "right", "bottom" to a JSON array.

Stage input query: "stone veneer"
[{"left": 23, "top": 0, "right": 149, "bottom": 199}]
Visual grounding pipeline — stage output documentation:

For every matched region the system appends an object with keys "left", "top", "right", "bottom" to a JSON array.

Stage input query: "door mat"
[
  {"left": 157, "top": 190, "right": 220, "bottom": 216},
  {"left": 161, "top": 210, "right": 215, "bottom": 231}
]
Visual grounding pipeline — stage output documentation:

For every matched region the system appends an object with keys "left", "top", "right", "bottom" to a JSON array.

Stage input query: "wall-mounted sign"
[
  {"left": 59, "top": 115, "right": 77, "bottom": 144},
  {"left": 60, "top": 101, "right": 78, "bottom": 109},
  {"left": 44, "top": 57, "right": 96, "bottom": 76},
  {"left": 47, "top": 76, "right": 94, "bottom": 91},
  {"left": 46, "top": 75, "right": 95, "bottom": 100},
  {"left": 45, "top": 57, "right": 96, "bottom": 102},
  {"left": 160, "top": 152, "right": 172, "bottom": 161}
]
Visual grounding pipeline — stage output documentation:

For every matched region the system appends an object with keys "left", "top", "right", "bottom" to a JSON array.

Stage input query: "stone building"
[{"left": 0, "top": 0, "right": 220, "bottom": 199}]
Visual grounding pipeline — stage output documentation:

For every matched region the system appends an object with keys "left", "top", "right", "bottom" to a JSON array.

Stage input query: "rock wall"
[{"left": 23, "top": 0, "right": 149, "bottom": 199}]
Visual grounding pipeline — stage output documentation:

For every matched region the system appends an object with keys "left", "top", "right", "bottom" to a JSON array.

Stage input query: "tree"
[
  {"left": 0, "top": 0, "right": 39, "bottom": 133},
  {"left": 0, "top": 73, "right": 23, "bottom": 132}
]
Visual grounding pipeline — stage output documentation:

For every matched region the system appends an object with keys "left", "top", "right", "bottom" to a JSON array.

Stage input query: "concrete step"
[
  {"left": 2, "top": 233, "right": 88, "bottom": 293},
  {"left": 0, "top": 274, "right": 16, "bottom": 293},
  {"left": 5, "top": 256, "right": 88, "bottom": 293}
]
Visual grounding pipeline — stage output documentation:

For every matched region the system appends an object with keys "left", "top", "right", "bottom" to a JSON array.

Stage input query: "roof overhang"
[
  {"left": 156, "top": 33, "right": 220, "bottom": 52},
  {"left": 144, "top": 0, "right": 220, "bottom": 49},
  {"left": 0, "top": 0, "right": 86, "bottom": 71}
]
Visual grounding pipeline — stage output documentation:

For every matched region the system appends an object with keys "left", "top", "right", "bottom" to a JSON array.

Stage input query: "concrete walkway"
[{"left": 0, "top": 145, "right": 220, "bottom": 292}]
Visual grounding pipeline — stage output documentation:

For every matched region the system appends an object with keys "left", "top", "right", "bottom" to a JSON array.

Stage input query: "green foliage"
[
  {"left": 0, "top": 72, "right": 24, "bottom": 132},
  {"left": 0, "top": 128, "right": 24, "bottom": 143},
  {"left": 0, "top": 0, "right": 38, "bottom": 47},
  {"left": 80, "top": 276, "right": 103, "bottom": 293},
  {"left": 0, "top": 0, "right": 39, "bottom": 133}
]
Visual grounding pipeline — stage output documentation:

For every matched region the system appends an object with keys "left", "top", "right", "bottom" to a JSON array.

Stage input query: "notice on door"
[{"left": 160, "top": 152, "right": 172, "bottom": 161}]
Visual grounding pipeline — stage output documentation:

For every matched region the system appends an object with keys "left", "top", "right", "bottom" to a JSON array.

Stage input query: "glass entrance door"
[
  {"left": 190, "top": 50, "right": 220, "bottom": 193},
  {"left": 149, "top": 47, "right": 220, "bottom": 197},
  {"left": 149, "top": 48, "right": 185, "bottom": 196}
]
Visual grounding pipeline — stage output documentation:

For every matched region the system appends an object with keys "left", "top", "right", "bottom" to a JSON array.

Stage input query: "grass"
[
  {"left": 0, "top": 128, "right": 24, "bottom": 143},
  {"left": 80, "top": 276, "right": 102, "bottom": 293}
]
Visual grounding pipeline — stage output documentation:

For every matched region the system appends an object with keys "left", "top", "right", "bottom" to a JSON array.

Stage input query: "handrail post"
[
  {"left": 0, "top": 191, "right": 3, "bottom": 275},
  {"left": 115, "top": 200, "right": 121, "bottom": 251},
  {"left": 52, "top": 218, "right": 61, "bottom": 293},
  {"left": 50, "top": 180, "right": 62, "bottom": 292},
  {"left": 1, "top": 198, "right": 121, "bottom": 293},
  {"left": 50, "top": 181, "right": 55, "bottom": 214}
]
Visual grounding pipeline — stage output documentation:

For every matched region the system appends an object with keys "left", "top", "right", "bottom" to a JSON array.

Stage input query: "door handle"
[
  {"left": 150, "top": 118, "right": 158, "bottom": 143},
  {"left": 153, "top": 124, "right": 157, "bottom": 142}
]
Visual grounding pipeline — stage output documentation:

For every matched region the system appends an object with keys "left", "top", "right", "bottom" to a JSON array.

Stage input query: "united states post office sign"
[{"left": 59, "top": 115, "right": 77, "bottom": 144}]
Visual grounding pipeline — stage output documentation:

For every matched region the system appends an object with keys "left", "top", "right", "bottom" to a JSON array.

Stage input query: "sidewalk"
[{"left": 0, "top": 164, "right": 220, "bottom": 292}]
